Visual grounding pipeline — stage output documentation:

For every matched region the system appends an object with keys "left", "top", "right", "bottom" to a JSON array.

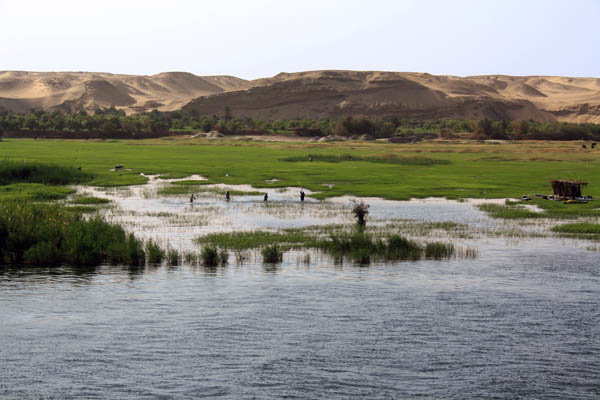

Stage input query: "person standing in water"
[
  {"left": 189, "top": 193, "right": 195, "bottom": 203},
  {"left": 300, "top": 190, "right": 305, "bottom": 202},
  {"left": 263, "top": 193, "right": 268, "bottom": 202},
  {"left": 225, "top": 191, "right": 230, "bottom": 201}
]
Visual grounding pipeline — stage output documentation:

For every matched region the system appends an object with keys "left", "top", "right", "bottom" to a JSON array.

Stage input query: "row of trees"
[
  {"left": 473, "top": 118, "right": 600, "bottom": 141},
  {"left": 0, "top": 108, "right": 168, "bottom": 137},
  {"left": 1, "top": 108, "right": 600, "bottom": 141}
]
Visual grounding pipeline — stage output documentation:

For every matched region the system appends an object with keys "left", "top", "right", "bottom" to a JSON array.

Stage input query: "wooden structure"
[{"left": 550, "top": 180, "right": 587, "bottom": 198}]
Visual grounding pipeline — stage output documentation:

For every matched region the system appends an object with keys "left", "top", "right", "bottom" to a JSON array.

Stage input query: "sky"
[{"left": 1, "top": 0, "right": 599, "bottom": 79}]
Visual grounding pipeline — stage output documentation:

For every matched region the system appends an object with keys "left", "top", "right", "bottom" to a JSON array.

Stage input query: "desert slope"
[
  {"left": 184, "top": 70, "right": 600, "bottom": 123},
  {"left": 0, "top": 71, "right": 248, "bottom": 114},
  {"left": 1, "top": 70, "right": 599, "bottom": 123}
]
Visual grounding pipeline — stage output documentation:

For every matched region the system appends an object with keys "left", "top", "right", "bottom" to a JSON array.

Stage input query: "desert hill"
[
  {"left": 184, "top": 70, "right": 600, "bottom": 123},
  {"left": 1, "top": 70, "right": 599, "bottom": 123},
  {"left": 0, "top": 71, "right": 248, "bottom": 114}
]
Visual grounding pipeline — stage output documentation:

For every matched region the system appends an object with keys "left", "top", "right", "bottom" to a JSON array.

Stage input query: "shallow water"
[
  {"left": 71, "top": 175, "right": 510, "bottom": 251},
  {"left": 1, "top": 178, "right": 599, "bottom": 398}
]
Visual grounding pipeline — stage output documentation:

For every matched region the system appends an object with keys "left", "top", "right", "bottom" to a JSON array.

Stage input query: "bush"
[{"left": 351, "top": 200, "right": 369, "bottom": 227}]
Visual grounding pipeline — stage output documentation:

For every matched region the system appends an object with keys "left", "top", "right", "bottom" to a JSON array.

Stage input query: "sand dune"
[
  {"left": 183, "top": 71, "right": 600, "bottom": 123},
  {"left": 0, "top": 71, "right": 248, "bottom": 114},
  {"left": 1, "top": 70, "right": 599, "bottom": 122}
]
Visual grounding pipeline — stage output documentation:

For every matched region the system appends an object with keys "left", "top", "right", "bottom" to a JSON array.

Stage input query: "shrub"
[{"left": 351, "top": 200, "right": 369, "bottom": 227}]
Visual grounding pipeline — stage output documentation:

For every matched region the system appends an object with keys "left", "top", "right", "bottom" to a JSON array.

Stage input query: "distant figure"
[
  {"left": 308, "top": 156, "right": 313, "bottom": 162},
  {"left": 189, "top": 194, "right": 195, "bottom": 203},
  {"left": 225, "top": 191, "right": 230, "bottom": 201},
  {"left": 582, "top": 144, "right": 588, "bottom": 149},
  {"left": 263, "top": 193, "right": 268, "bottom": 202},
  {"left": 300, "top": 190, "right": 305, "bottom": 202}
]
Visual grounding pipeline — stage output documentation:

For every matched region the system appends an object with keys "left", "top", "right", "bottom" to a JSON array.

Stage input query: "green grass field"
[{"left": 1, "top": 137, "right": 599, "bottom": 202}]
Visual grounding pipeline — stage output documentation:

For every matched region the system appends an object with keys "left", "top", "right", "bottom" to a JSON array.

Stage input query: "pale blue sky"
[{"left": 1, "top": 0, "right": 598, "bottom": 79}]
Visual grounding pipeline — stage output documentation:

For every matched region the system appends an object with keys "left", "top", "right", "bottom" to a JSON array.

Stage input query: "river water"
[{"left": 1, "top": 178, "right": 599, "bottom": 399}]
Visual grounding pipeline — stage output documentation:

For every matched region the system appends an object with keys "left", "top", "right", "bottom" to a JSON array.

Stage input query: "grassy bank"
[
  {"left": 0, "top": 160, "right": 94, "bottom": 202},
  {"left": 1, "top": 138, "right": 599, "bottom": 201},
  {"left": 479, "top": 199, "right": 600, "bottom": 219}
]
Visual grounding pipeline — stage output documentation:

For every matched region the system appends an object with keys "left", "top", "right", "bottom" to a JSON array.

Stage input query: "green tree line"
[{"left": 1, "top": 107, "right": 600, "bottom": 141}]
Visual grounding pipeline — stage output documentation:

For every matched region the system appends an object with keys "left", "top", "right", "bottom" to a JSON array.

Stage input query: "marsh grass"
[
  {"left": 145, "top": 239, "right": 165, "bottom": 264},
  {"left": 281, "top": 154, "right": 451, "bottom": 166},
  {"left": 166, "top": 248, "right": 180, "bottom": 266},
  {"left": 159, "top": 183, "right": 263, "bottom": 197},
  {"left": 69, "top": 196, "right": 110, "bottom": 205},
  {"left": 183, "top": 251, "right": 198, "bottom": 265},
  {"left": 200, "top": 245, "right": 228, "bottom": 266},
  {"left": 424, "top": 242, "right": 455, "bottom": 259},
  {"left": 261, "top": 244, "right": 284, "bottom": 263},
  {"left": 196, "top": 230, "right": 316, "bottom": 250},
  {"left": 551, "top": 223, "right": 600, "bottom": 240},
  {"left": 552, "top": 223, "right": 600, "bottom": 234},
  {"left": 196, "top": 227, "right": 460, "bottom": 264},
  {"left": 480, "top": 200, "right": 600, "bottom": 219},
  {"left": 478, "top": 204, "right": 543, "bottom": 219},
  {"left": 0, "top": 183, "right": 76, "bottom": 201},
  {"left": 319, "top": 231, "right": 424, "bottom": 263},
  {"left": 0, "top": 160, "right": 93, "bottom": 186},
  {"left": 66, "top": 206, "right": 99, "bottom": 213},
  {"left": 0, "top": 202, "right": 146, "bottom": 266}
]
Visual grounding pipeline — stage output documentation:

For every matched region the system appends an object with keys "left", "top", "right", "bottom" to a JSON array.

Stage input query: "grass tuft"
[{"left": 261, "top": 244, "right": 284, "bottom": 263}]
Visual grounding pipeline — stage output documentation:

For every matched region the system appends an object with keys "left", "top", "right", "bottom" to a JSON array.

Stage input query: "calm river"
[{"left": 1, "top": 180, "right": 599, "bottom": 398}]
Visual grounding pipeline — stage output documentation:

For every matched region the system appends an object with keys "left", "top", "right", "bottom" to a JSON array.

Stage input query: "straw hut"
[{"left": 550, "top": 180, "right": 587, "bottom": 198}]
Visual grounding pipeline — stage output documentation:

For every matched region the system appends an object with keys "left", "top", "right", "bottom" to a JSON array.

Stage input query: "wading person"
[
  {"left": 189, "top": 193, "right": 195, "bottom": 203},
  {"left": 263, "top": 193, "right": 268, "bottom": 202},
  {"left": 300, "top": 190, "right": 305, "bottom": 202},
  {"left": 225, "top": 191, "right": 230, "bottom": 201}
]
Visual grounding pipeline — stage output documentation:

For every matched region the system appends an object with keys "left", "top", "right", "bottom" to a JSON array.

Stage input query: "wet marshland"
[{"left": 1, "top": 175, "right": 599, "bottom": 398}]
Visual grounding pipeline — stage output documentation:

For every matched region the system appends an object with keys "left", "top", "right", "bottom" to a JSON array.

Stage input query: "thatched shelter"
[{"left": 550, "top": 180, "right": 587, "bottom": 198}]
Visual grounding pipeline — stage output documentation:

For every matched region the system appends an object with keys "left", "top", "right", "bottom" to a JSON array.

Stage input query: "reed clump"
[
  {"left": 166, "top": 248, "right": 180, "bottom": 266},
  {"left": 0, "top": 202, "right": 147, "bottom": 266},
  {"left": 145, "top": 239, "right": 165, "bottom": 264},
  {"left": 200, "top": 245, "right": 228, "bottom": 266},
  {"left": 261, "top": 244, "right": 284, "bottom": 263}
]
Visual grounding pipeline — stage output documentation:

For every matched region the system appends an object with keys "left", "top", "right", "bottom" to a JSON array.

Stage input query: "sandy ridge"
[{"left": 1, "top": 70, "right": 599, "bottom": 122}]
